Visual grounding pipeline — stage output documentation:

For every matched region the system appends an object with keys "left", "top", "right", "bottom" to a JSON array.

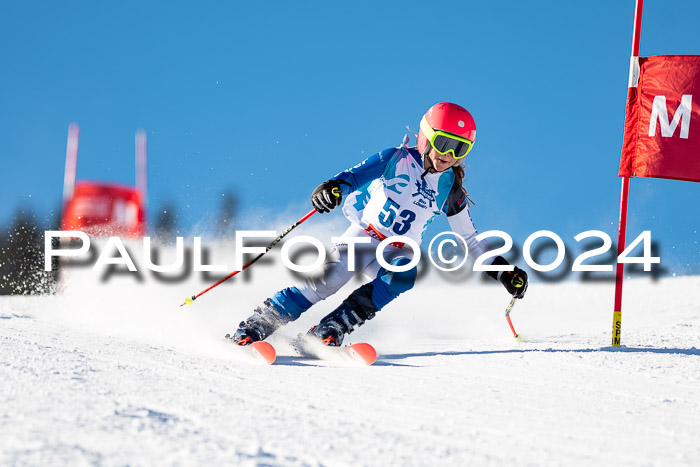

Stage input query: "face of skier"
[{"left": 428, "top": 147, "right": 460, "bottom": 172}]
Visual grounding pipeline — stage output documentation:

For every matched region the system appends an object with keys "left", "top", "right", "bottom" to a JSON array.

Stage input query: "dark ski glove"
[
  {"left": 486, "top": 256, "right": 529, "bottom": 299},
  {"left": 498, "top": 267, "right": 528, "bottom": 299},
  {"left": 311, "top": 180, "right": 344, "bottom": 213}
]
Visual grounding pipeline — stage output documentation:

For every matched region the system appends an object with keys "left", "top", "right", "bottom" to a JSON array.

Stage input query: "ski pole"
[
  {"left": 180, "top": 208, "right": 317, "bottom": 307},
  {"left": 505, "top": 296, "right": 521, "bottom": 342}
]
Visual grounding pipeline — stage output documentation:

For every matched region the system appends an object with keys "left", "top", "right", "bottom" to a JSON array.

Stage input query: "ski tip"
[
  {"left": 250, "top": 341, "right": 276, "bottom": 365},
  {"left": 347, "top": 343, "right": 377, "bottom": 365}
]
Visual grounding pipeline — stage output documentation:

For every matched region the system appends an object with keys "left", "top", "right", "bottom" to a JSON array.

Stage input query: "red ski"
[
  {"left": 248, "top": 341, "right": 277, "bottom": 365},
  {"left": 293, "top": 337, "right": 377, "bottom": 365},
  {"left": 225, "top": 339, "right": 277, "bottom": 365},
  {"left": 345, "top": 343, "right": 378, "bottom": 365}
]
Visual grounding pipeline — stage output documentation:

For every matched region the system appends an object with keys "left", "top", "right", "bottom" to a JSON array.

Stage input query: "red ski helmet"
[{"left": 417, "top": 102, "right": 476, "bottom": 157}]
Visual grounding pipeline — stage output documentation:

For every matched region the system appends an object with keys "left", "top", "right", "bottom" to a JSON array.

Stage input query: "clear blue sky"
[{"left": 1, "top": 0, "right": 699, "bottom": 275}]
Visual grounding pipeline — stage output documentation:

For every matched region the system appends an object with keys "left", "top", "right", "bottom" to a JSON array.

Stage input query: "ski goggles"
[{"left": 420, "top": 116, "right": 474, "bottom": 159}]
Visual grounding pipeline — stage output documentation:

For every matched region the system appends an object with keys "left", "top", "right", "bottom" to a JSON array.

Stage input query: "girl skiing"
[{"left": 229, "top": 102, "right": 528, "bottom": 346}]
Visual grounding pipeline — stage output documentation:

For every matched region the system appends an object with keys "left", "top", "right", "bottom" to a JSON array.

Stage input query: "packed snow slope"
[{"left": 2, "top": 236, "right": 700, "bottom": 466}]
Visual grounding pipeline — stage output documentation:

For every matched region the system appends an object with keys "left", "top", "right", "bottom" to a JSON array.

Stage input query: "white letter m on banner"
[{"left": 648, "top": 94, "right": 692, "bottom": 139}]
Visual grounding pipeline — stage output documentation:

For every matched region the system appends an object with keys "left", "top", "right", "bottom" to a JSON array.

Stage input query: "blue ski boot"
[
  {"left": 307, "top": 284, "right": 378, "bottom": 346},
  {"left": 307, "top": 321, "right": 346, "bottom": 346},
  {"left": 226, "top": 299, "right": 285, "bottom": 346}
]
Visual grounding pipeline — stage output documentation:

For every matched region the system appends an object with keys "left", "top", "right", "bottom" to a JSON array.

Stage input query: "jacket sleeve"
[
  {"left": 330, "top": 148, "right": 397, "bottom": 197},
  {"left": 444, "top": 185, "right": 493, "bottom": 264}
]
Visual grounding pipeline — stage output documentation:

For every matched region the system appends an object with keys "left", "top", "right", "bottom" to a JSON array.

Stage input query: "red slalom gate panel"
[{"left": 61, "top": 181, "right": 145, "bottom": 238}]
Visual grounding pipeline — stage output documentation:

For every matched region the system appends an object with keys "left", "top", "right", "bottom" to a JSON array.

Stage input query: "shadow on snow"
[
  {"left": 380, "top": 345, "right": 700, "bottom": 361},
  {"left": 267, "top": 346, "right": 699, "bottom": 366},
  {"left": 272, "top": 355, "right": 418, "bottom": 367}
]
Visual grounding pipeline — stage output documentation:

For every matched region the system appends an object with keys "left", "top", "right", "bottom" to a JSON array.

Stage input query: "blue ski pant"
[{"left": 268, "top": 223, "right": 417, "bottom": 322}]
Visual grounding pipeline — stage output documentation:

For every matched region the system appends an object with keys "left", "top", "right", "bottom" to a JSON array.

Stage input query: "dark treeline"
[
  {"left": 0, "top": 194, "right": 236, "bottom": 295},
  {"left": 0, "top": 208, "right": 60, "bottom": 295}
]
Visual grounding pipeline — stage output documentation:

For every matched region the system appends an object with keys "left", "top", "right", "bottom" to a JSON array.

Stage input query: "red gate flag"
[
  {"left": 61, "top": 182, "right": 145, "bottom": 237},
  {"left": 619, "top": 55, "right": 700, "bottom": 183}
]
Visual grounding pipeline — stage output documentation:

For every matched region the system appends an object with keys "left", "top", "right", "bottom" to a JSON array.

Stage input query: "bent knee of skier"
[
  {"left": 371, "top": 257, "right": 417, "bottom": 310},
  {"left": 299, "top": 259, "right": 353, "bottom": 302}
]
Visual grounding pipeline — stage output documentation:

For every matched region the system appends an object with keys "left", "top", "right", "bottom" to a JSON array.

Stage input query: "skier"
[{"left": 228, "top": 102, "right": 528, "bottom": 346}]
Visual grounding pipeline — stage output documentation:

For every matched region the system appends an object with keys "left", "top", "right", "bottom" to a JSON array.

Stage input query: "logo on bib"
[
  {"left": 412, "top": 179, "right": 436, "bottom": 209},
  {"left": 384, "top": 174, "right": 410, "bottom": 195}
]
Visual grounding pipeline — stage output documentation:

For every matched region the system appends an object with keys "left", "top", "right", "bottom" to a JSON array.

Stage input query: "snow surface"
[{"left": 2, "top": 238, "right": 700, "bottom": 466}]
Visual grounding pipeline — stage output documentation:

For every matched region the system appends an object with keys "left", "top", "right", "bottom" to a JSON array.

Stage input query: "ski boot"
[
  {"left": 307, "top": 320, "right": 346, "bottom": 346},
  {"left": 226, "top": 299, "right": 285, "bottom": 346},
  {"left": 307, "top": 284, "right": 378, "bottom": 346}
]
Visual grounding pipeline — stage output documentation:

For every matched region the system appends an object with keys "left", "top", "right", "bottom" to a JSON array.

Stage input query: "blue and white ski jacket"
[{"left": 331, "top": 142, "right": 491, "bottom": 261}]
